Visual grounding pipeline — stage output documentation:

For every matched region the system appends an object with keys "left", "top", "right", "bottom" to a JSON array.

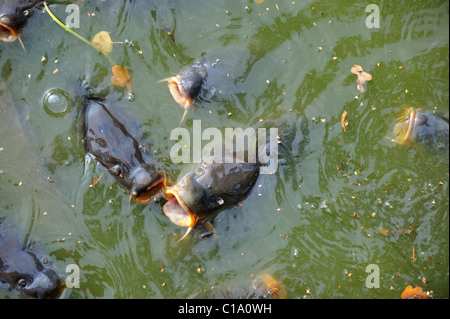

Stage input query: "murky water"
[{"left": 0, "top": 0, "right": 448, "bottom": 299}]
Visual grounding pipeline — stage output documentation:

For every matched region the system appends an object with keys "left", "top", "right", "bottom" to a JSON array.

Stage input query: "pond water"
[{"left": 0, "top": 0, "right": 448, "bottom": 299}]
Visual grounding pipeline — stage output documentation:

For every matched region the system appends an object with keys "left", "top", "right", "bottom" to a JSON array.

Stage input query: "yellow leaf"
[{"left": 91, "top": 31, "right": 114, "bottom": 53}]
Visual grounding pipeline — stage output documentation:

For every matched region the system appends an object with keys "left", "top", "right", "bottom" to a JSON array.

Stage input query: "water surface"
[{"left": 0, "top": 0, "right": 448, "bottom": 298}]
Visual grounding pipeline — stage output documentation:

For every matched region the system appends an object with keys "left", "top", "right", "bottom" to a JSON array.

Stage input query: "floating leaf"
[
  {"left": 401, "top": 285, "right": 430, "bottom": 299},
  {"left": 111, "top": 65, "right": 132, "bottom": 93},
  {"left": 91, "top": 31, "right": 114, "bottom": 53},
  {"left": 351, "top": 64, "right": 372, "bottom": 93}
]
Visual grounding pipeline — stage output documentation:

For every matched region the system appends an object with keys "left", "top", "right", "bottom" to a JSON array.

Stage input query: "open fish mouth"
[
  {"left": 0, "top": 21, "right": 25, "bottom": 49},
  {"left": 163, "top": 187, "right": 198, "bottom": 241},
  {"left": 394, "top": 107, "right": 417, "bottom": 144},
  {"left": 158, "top": 76, "right": 194, "bottom": 124},
  {"left": 132, "top": 174, "right": 168, "bottom": 205},
  {"left": 0, "top": 21, "right": 18, "bottom": 42},
  {"left": 161, "top": 76, "right": 195, "bottom": 110}
]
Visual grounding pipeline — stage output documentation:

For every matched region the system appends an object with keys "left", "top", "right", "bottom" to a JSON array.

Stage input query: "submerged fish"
[
  {"left": 0, "top": 0, "right": 43, "bottom": 49},
  {"left": 0, "top": 227, "right": 64, "bottom": 298},
  {"left": 189, "top": 272, "right": 287, "bottom": 299},
  {"left": 393, "top": 107, "right": 449, "bottom": 151},
  {"left": 160, "top": 50, "right": 246, "bottom": 123},
  {"left": 163, "top": 155, "right": 260, "bottom": 241},
  {"left": 84, "top": 98, "right": 166, "bottom": 202}
]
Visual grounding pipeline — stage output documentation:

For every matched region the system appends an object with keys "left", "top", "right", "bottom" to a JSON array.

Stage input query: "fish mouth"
[
  {"left": 163, "top": 186, "right": 198, "bottom": 241},
  {"left": 160, "top": 76, "right": 195, "bottom": 110},
  {"left": 395, "top": 108, "right": 416, "bottom": 144},
  {"left": 0, "top": 21, "right": 18, "bottom": 42},
  {"left": 0, "top": 21, "right": 25, "bottom": 50},
  {"left": 131, "top": 172, "right": 168, "bottom": 205}
]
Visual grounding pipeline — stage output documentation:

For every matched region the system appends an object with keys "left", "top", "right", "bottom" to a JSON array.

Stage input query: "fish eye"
[
  {"left": 23, "top": 10, "right": 31, "bottom": 17},
  {"left": 17, "top": 278, "right": 27, "bottom": 288},
  {"left": 195, "top": 167, "right": 204, "bottom": 175}
]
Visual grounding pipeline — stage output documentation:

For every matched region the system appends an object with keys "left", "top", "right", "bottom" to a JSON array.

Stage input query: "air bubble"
[{"left": 42, "top": 88, "right": 71, "bottom": 117}]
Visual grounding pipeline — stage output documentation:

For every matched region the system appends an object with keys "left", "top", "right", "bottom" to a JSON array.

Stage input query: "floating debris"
[
  {"left": 110, "top": 65, "right": 132, "bottom": 93},
  {"left": 341, "top": 110, "right": 348, "bottom": 132},
  {"left": 351, "top": 64, "right": 372, "bottom": 93},
  {"left": 162, "top": 22, "right": 175, "bottom": 42}
]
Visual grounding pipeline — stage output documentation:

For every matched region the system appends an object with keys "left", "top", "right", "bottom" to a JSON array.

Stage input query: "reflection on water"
[{"left": 0, "top": 0, "right": 448, "bottom": 298}]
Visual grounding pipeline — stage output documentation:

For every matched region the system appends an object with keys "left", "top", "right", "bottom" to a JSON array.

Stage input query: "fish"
[
  {"left": 0, "top": 226, "right": 64, "bottom": 298},
  {"left": 393, "top": 107, "right": 449, "bottom": 151},
  {"left": 163, "top": 116, "right": 297, "bottom": 241},
  {"left": 163, "top": 155, "right": 260, "bottom": 241},
  {"left": 0, "top": 0, "right": 44, "bottom": 49},
  {"left": 83, "top": 97, "right": 166, "bottom": 202},
  {"left": 188, "top": 272, "right": 287, "bottom": 299},
  {"left": 160, "top": 50, "right": 246, "bottom": 124}
]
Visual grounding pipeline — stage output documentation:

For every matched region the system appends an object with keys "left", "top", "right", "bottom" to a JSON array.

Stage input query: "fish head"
[
  {"left": 21, "top": 266, "right": 64, "bottom": 299},
  {"left": 162, "top": 64, "right": 207, "bottom": 110},
  {"left": 163, "top": 157, "right": 260, "bottom": 240},
  {"left": 0, "top": 1, "right": 38, "bottom": 44},
  {"left": 394, "top": 108, "right": 427, "bottom": 144},
  {"left": 2, "top": 249, "right": 64, "bottom": 299}
]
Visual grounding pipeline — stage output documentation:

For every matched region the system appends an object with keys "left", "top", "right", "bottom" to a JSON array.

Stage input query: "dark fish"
[
  {"left": 0, "top": 0, "right": 43, "bottom": 48},
  {"left": 84, "top": 98, "right": 166, "bottom": 201},
  {"left": 163, "top": 155, "right": 260, "bottom": 241},
  {"left": 393, "top": 107, "right": 449, "bottom": 151},
  {"left": 160, "top": 50, "right": 246, "bottom": 123},
  {"left": 0, "top": 228, "right": 64, "bottom": 299}
]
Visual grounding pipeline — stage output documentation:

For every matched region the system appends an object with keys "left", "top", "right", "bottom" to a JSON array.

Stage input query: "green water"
[{"left": 0, "top": 0, "right": 448, "bottom": 299}]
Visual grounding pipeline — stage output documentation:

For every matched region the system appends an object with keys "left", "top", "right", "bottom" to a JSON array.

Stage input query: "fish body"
[{"left": 84, "top": 99, "right": 165, "bottom": 198}]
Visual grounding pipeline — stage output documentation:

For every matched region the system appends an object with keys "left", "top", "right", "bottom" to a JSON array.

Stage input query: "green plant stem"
[{"left": 43, "top": 2, "right": 115, "bottom": 65}]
